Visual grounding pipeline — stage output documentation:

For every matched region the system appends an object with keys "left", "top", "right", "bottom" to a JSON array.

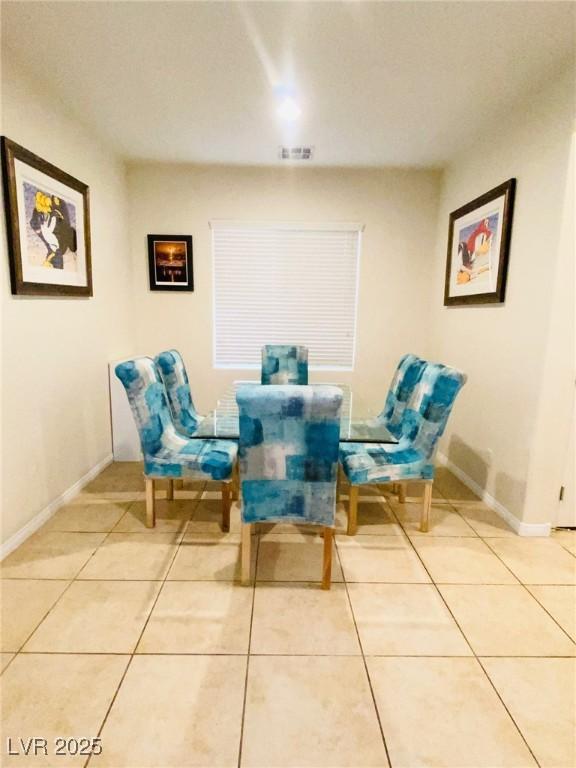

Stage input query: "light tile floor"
[{"left": 1, "top": 462, "right": 575, "bottom": 767}]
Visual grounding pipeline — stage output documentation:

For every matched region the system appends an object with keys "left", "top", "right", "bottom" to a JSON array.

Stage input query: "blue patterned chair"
[
  {"left": 236, "top": 384, "right": 342, "bottom": 588},
  {"left": 115, "top": 357, "right": 237, "bottom": 529},
  {"left": 371, "top": 353, "right": 428, "bottom": 503},
  {"left": 379, "top": 353, "right": 428, "bottom": 437},
  {"left": 340, "top": 362, "right": 466, "bottom": 534},
  {"left": 261, "top": 345, "right": 308, "bottom": 385},
  {"left": 155, "top": 349, "right": 202, "bottom": 437}
]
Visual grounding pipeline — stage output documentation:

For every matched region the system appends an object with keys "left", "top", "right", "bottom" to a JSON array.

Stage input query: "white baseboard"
[
  {"left": 437, "top": 452, "right": 551, "bottom": 537},
  {"left": 1, "top": 454, "right": 114, "bottom": 560}
]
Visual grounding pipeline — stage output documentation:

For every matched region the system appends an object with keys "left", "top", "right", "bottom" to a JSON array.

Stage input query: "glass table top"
[{"left": 192, "top": 382, "right": 398, "bottom": 444}]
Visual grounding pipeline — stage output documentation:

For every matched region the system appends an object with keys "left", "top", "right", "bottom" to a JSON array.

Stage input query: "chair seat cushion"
[
  {"left": 340, "top": 442, "right": 434, "bottom": 485},
  {"left": 144, "top": 439, "right": 237, "bottom": 481}
]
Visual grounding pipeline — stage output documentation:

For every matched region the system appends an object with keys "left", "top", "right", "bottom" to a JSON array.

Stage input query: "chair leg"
[
  {"left": 232, "top": 463, "right": 240, "bottom": 501},
  {"left": 420, "top": 481, "right": 433, "bottom": 532},
  {"left": 322, "top": 527, "right": 333, "bottom": 590},
  {"left": 174, "top": 479, "right": 184, "bottom": 491},
  {"left": 166, "top": 479, "right": 174, "bottom": 501},
  {"left": 337, "top": 465, "right": 346, "bottom": 502},
  {"left": 398, "top": 482, "right": 407, "bottom": 503},
  {"left": 241, "top": 523, "right": 252, "bottom": 586},
  {"left": 347, "top": 485, "right": 359, "bottom": 535},
  {"left": 145, "top": 477, "right": 156, "bottom": 528},
  {"left": 221, "top": 482, "right": 231, "bottom": 532}
]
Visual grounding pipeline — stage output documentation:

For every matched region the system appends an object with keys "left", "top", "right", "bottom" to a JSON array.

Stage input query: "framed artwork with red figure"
[{"left": 444, "top": 179, "right": 516, "bottom": 306}]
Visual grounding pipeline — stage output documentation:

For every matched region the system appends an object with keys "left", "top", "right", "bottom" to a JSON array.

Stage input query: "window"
[{"left": 211, "top": 221, "right": 362, "bottom": 369}]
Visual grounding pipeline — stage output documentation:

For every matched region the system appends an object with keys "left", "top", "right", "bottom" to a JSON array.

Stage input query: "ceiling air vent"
[{"left": 279, "top": 146, "right": 314, "bottom": 161}]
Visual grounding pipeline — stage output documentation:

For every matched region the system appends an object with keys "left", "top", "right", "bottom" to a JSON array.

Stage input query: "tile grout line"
[
  {"left": 479, "top": 537, "right": 576, "bottom": 647},
  {"left": 10, "top": 579, "right": 78, "bottom": 657},
  {"left": 9, "top": 649, "right": 576, "bottom": 659},
  {"left": 237, "top": 529, "right": 260, "bottom": 768},
  {"left": 0, "top": 494, "right": 142, "bottom": 672},
  {"left": 391, "top": 488, "right": 575, "bottom": 640},
  {"left": 389, "top": 489, "right": 543, "bottom": 768},
  {"left": 83, "top": 481, "right": 206, "bottom": 768},
  {"left": 5, "top": 516, "right": 122, "bottom": 658},
  {"left": 336, "top": 524, "right": 393, "bottom": 768}
]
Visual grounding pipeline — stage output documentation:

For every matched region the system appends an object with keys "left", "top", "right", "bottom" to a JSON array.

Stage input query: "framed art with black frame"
[
  {"left": 147, "top": 234, "right": 194, "bottom": 292},
  {"left": 1, "top": 136, "right": 92, "bottom": 297},
  {"left": 444, "top": 179, "right": 516, "bottom": 306}
]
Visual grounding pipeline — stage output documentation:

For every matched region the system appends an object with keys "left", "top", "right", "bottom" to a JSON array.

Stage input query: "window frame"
[{"left": 210, "top": 220, "right": 363, "bottom": 371}]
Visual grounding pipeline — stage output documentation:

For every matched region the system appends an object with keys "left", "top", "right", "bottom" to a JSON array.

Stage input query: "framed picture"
[
  {"left": 1, "top": 137, "right": 92, "bottom": 297},
  {"left": 147, "top": 235, "right": 194, "bottom": 291},
  {"left": 444, "top": 179, "right": 516, "bottom": 306}
]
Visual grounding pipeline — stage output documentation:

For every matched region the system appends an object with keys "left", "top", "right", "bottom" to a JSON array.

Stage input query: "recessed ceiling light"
[
  {"left": 276, "top": 96, "right": 301, "bottom": 122},
  {"left": 274, "top": 84, "right": 301, "bottom": 122}
]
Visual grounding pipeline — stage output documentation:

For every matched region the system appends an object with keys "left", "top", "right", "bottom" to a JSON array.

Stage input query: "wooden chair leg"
[
  {"left": 398, "top": 482, "right": 407, "bottom": 504},
  {"left": 232, "top": 464, "right": 240, "bottom": 501},
  {"left": 145, "top": 477, "right": 156, "bottom": 528},
  {"left": 221, "top": 482, "right": 231, "bottom": 532},
  {"left": 347, "top": 485, "right": 359, "bottom": 535},
  {"left": 420, "top": 481, "right": 433, "bottom": 532},
  {"left": 241, "top": 523, "right": 252, "bottom": 585},
  {"left": 174, "top": 479, "right": 184, "bottom": 491},
  {"left": 166, "top": 479, "right": 174, "bottom": 501},
  {"left": 322, "top": 527, "right": 333, "bottom": 590},
  {"left": 337, "top": 465, "right": 347, "bottom": 502}
]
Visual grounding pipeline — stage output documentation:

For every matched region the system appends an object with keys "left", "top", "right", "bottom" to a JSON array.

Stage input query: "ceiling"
[{"left": 2, "top": 1, "right": 574, "bottom": 168}]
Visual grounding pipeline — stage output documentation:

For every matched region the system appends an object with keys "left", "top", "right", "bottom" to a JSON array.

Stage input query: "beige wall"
[
  {"left": 127, "top": 164, "right": 440, "bottom": 414},
  {"left": 1, "top": 57, "right": 134, "bottom": 544},
  {"left": 2, "top": 48, "right": 571, "bottom": 544},
  {"left": 429, "top": 70, "right": 575, "bottom": 526}
]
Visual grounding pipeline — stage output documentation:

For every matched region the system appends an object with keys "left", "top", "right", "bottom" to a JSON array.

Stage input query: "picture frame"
[
  {"left": 444, "top": 179, "right": 516, "bottom": 306},
  {"left": 1, "top": 136, "right": 92, "bottom": 297},
  {"left": 147, "top": 234, "right": 194, "bottom": 292}
]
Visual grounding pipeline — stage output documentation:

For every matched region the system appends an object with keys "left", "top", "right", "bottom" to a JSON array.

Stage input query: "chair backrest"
[
  {"left": 115, "top": 356, "right": 176, "bottom": 458},
  {"left": 155, "top": 349, "right": 200, "bottom": 436},
  {"left": 261, "top": 345, "right": 308, "bottom": 385},
  {"left": 236, "top": 384, "right": 342, "bottom": 525},
  {"left": 379, "top": 353, "right": 427, "bottom": 434},
  {"left": 400, "top": 362, "right": 467, "bottom": 459}
]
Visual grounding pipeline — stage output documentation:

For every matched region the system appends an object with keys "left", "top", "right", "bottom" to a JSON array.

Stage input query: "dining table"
[{"left": 192, "top": 381, "right": 399, "bottom": 444}]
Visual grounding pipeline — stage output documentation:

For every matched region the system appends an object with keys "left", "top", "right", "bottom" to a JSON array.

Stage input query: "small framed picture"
[
  {"left": 1, "top": 136, "right": 92, "bottom": 297},
  {"left": 444, "top": 179, "right": 516, "bottom": 306},
  {"left": 147, "top": 235, "right": 193, "bottom": 292}
]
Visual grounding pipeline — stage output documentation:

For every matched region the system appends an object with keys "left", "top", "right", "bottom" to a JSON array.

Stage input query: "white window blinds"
[{"left": 211, "top": 221, "right": 361, "bottom": 369}]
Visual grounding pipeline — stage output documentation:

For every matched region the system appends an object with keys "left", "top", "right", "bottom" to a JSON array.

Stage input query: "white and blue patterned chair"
[
  {"left": 155, "top": 349, "right": 202, "bottom": 437},
  {"left": 261, "top": 344, "right": 308, "bottom": 385},
  {"left": 115, "top": 357, "right": 237, "bottom": 529},
  {"left": 236, "top": 384, "right": 342, "bottom": 588},
  {"left": 372, "top": 353, "right": 428, "bottom": 502},
  {"left": 340, "top": 362, "right": 466, "bottom": 534},
  {"left": 379, "top": 353, "right": 428, "bottom": 437}
]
